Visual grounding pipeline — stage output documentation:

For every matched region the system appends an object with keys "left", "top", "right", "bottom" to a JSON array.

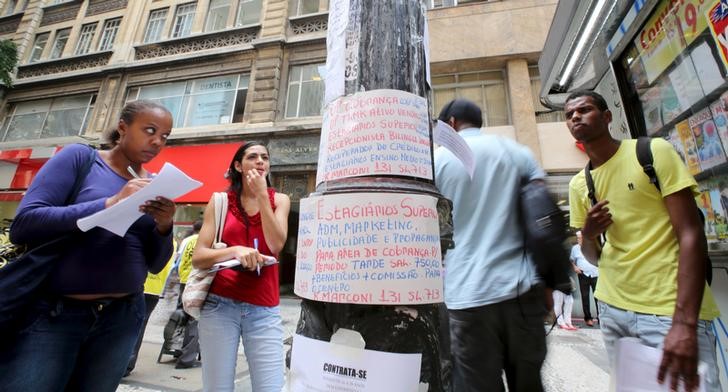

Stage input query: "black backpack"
[{"left": 584, "top": 137, "right": 712, "bottom": 285}]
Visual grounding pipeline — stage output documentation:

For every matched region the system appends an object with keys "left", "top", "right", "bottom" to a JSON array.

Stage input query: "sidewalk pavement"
[{"left": 118, "top": 293, "right": 610, "bottom": 392}]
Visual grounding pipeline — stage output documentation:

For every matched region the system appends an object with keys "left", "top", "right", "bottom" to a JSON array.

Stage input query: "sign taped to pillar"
[
  {"left": 316, "top": 89, "right": 433, "bottom": 185},
  {"left": 289, "top": 333, "right": 422, "bottom": 392},
  {"left": 294, "top": 192, "right": 443, "bottom": 305}
]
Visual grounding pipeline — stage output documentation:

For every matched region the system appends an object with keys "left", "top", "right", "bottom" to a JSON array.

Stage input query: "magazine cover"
[
  {"left": 709, "top": 96, "right": 728, "bottom": 152},
  {"left": 696, "top": 184, "right": 718, "bottom": 241},
  {"left": 708, "top": 180, "right": 728, "bottom": 240},
  {"left": 659, "top": 76, "right": 682, "bottom": 124},
  {"left": 640, "top": 86, "right": 663, "bottom": 135},
  {"left": 688, "top": 108, "right": 726, "bottom": 170},
  {"left": 675, "top": 119, "right": 702, "bottom": 175},
  {"left": 664, "top": 127, "right": 688, "bottom": 166}
]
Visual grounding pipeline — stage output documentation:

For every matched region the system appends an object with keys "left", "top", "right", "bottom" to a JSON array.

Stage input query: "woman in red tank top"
[{"left": 191, "top": 141, "right": 290, "bottom": 392}]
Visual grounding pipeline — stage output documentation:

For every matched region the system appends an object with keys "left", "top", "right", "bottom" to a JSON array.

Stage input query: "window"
[
  {"left": 126, "top": 74, "right": 249, "bottom": 128},
  {"left": 432, "top": 70, "right": 510, "bottom": 126},
  {"left": 529, "top": 66, "right": 564, "bottom": 123},
  {"left": 49, "top": 28, "right": 70, "bottom": 59},
  {"left": 2, "top": 0, "right": 17, "bottom": 16},
  {"left": 98, "top": 18, "right": 121, "bottom": 51},
  {"left": 143, "top": 8, "right": 168, "bottom": 43},
  {"left": 171, "top": 2, "right": 196, "bottom": 38},
  {"left": 205, "top": 0, "right": 229, "bottom": 32},
  {"left": 236, "top": 0, "right": 261, "bottom": 26},
  {"left": 288, "top": 0, "right": 326, "bottom": 16},
  {"left": 285, "top": 64, "right": 324, "bottom": 118},
  {"left": 74, "top": 23, "right": 97, "bottom": 55},
  {"left": 0, "top": 94, "right": 95, "bottom": 142},
  {"left": 28, "top": 33, "right": 49, "bottom": 63}
]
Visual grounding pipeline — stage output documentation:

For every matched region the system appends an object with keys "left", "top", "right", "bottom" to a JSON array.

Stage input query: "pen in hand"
[
  {"left": 254, "top": 238, "right": 260, "bottom": 276},
  {"left": 127, "top": 166, "right": 141, "bottom": 179}
]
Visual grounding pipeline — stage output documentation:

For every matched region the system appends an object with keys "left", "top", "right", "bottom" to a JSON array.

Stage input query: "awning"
[
  {"left": 0, "top": 146, "right": 60, "bottom": 191},
  {"left": 143, "top": 142, "right": 242, "bottom": 204},
  {"left": 538, "top": 0, "right": 641, "bottom": 108},
  {"left": 0, "top": 142, "right": 243, "bottom": 204}
]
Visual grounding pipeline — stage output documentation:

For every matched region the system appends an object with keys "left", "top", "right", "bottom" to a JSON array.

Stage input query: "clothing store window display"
[
  {"left": 571, "top": 231, "right": 599, "bottom": 327},
  {"left": 0, "top": 100, "right": 176, "bottom": 391},
  {"left": 191, "top": 142, "right": 290, "bottom": 392}
]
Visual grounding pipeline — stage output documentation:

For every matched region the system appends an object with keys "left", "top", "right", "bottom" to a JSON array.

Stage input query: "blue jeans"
[
  {"left": 198, "top": 293, "right": 284, "bottom": 392},
  {"left": 0, "top": 293, "right": 145, "bottom": 392},
  {"left": 598, "top": 301, "right": 722, "bottom": 391}
]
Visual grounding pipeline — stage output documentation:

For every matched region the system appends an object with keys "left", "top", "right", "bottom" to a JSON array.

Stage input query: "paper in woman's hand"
[
  {"left": 208, "top": 255, "right": 278, "bottom": 272},
  {"left": 77, "top": 163, "right": 202, "bottom": 237}
]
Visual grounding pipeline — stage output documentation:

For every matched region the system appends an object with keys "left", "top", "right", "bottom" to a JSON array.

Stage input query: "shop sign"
[
  {"left": 268, "top": 135, "right": 320, "bottom": 165},
  {"left": 636, "top": 0, "right": 711, "bottom": 83},
  {"left": 707, "top": 0, "right": 728, "bottom": 70}
]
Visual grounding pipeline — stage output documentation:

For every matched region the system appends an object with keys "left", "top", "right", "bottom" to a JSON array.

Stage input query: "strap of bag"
[
  {"left": 636, "top": 136, "right": 661, "bottom": 192},
  {"left": 213, "top": 192, "right": 228, "bottom": 249},
  {"left": 66, "top": 146, "right": 96, "bottom": 205},
  {"left": 583, "top": 160, "right": 606, "bottom": 246}
]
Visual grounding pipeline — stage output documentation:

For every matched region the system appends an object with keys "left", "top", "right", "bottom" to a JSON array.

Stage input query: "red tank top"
[{"left": 209, "top": 188, "right": 280, "bottom": 306}]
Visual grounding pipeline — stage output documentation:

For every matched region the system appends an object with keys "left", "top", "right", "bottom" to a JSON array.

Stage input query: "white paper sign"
[
  {"left": 289, "top": 334, "right": 422, "bottom": 392},
  {"left": 433, "top": 120, "right": 475, "bottom": 179},
  {"left": 324, "top": 0, "right": 349, "bottom": 107},
  {"left": 614, "top": 338, "right": 707, "bottom": 392},
  {"left": 317, "top": 89, "right": 433, "bottom": 185},
  {"left": 295, "top": 193, "right": 443, "bottom": 305},
  {"left": 77, "top": 163, "right": 202, "bottom": 236}
]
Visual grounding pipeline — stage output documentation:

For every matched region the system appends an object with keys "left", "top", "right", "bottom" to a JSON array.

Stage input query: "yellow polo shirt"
[
  {"left": 144, "top": 238, "right": 177, "bottom": 296},
  {"left": 569, "top": 139, "right": 719, "bottom": 320}
]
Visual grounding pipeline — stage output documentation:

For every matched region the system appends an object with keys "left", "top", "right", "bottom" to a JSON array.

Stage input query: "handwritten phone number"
[{"left": 378, "top": 288, "right": 441, "bottom": 303}]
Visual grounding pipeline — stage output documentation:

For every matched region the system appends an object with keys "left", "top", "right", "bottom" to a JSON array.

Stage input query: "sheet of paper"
[
  {"left": 324, "top": 0, "right": 349, "bottom": 107},
  {"left": 691, "top": 41, "right": 724, "bottom": 96},
  {"left": 433, "top": 120, "right": 475, "bottom": 179},
  {"left": 289, "top": 334, "right": 421, "bottom": 392},
  {"left": 614, "top": 337, "right": 707, "bottom": 392},
  {"left": 77, "top": 162, "right": 202, "bottom": 237}
]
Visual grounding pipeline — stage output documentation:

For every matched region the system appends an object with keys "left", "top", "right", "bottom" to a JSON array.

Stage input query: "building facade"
[{"left": 0, "top": 0, "right": 581, "bottom": 277}]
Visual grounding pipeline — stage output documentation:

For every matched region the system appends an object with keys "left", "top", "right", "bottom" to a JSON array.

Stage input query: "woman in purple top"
[{"left": 0, "top": 100, "right": 176, "bottom": 391}]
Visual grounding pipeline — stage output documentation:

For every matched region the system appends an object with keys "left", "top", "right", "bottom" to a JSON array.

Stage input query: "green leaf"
[{"left": 0, "top": 40, "right": 18, "bottom": 88}]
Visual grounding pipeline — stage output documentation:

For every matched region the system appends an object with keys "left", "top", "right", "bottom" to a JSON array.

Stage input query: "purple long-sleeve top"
[{"left": 10, "top": 144, "right": 173, "bottom": 295}]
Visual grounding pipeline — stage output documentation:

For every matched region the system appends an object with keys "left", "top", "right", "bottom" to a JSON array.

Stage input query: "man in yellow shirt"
[{"left": 565, "top": 91, "right": 721, "bottom": 391}]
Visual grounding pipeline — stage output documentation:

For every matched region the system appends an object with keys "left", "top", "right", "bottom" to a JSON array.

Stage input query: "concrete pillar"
[
  {"left": 245, "top": 0, "right": 288, "bottom": 124},
  {"left": 259, "top": 0, "right": 288, "bottom": 38},
  {"left": 507, "top": 58, "right": 541, "bottom": 163}
]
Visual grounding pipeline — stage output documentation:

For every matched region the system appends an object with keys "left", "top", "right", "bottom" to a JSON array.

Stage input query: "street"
[{"left": 118, "top": 290, "right": 610, "bottom": 392}]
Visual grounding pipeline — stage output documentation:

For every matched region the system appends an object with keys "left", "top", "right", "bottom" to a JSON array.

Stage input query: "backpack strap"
[
  {"left": 583, "top": 160, "right": 606, "bottom": 245},
  {"left": 636, "top": 137, "right": 661, "bottom": 192}
]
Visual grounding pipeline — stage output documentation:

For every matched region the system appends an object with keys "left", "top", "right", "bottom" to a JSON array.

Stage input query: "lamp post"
[{"left": 293, "top": 1, "right": 453, "bottom": 390}]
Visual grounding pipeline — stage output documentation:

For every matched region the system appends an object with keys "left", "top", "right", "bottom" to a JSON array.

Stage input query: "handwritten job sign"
[
  {"left": 316, "top": 89, "right": 433, "bottom": 185},
  {"left": 294, "top": 193, "right": 443, "bottom": 305}
]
